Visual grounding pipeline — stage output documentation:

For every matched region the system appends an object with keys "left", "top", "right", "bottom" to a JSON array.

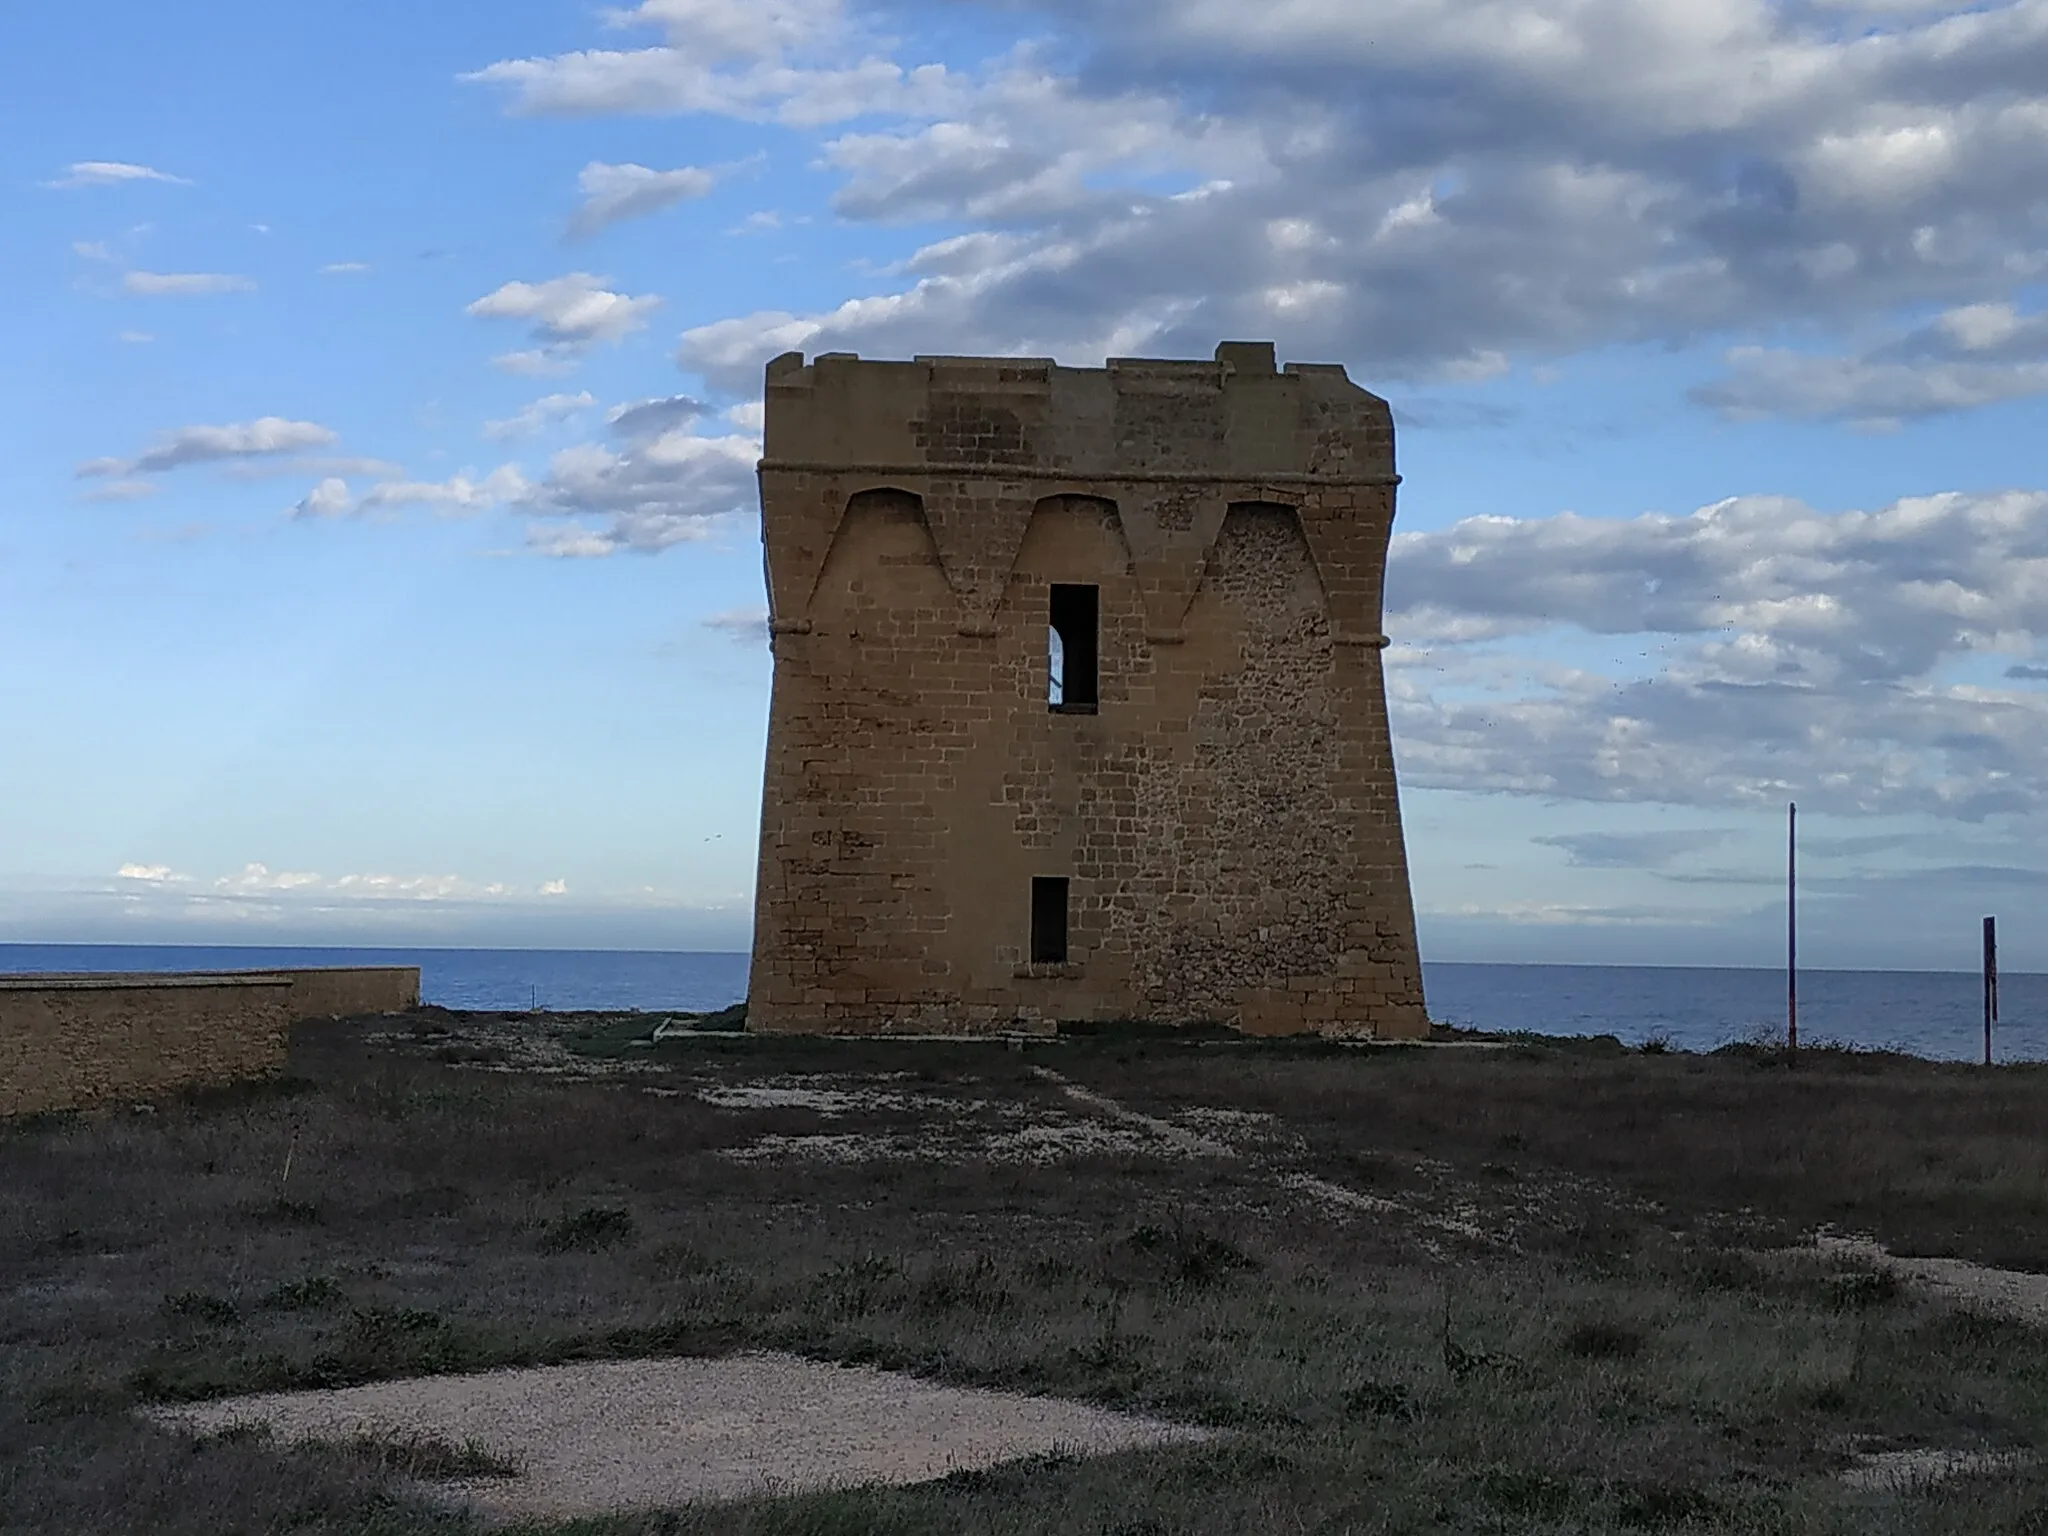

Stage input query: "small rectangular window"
[
  {"left": 1048, "top": 584, "right": 1099, "bottom": 712},
  {"left": 1030, "top": 877, "right": 1070, "bottom": 964}
]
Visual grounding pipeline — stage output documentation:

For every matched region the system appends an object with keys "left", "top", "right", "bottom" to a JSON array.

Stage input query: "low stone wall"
[
  {"left": 0, "top": 966, "right": 422, "bottom": 1117},
  {"left": 281, "top": 966, "right": 422, "bottom": 1020},
  {"left": 0, "top": 974, "right": 294, "bottom": 1118}
]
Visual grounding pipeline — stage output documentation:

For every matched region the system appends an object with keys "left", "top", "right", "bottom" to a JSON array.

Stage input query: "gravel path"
[
  {"left": 1812, "top": 1234, "right": 2048, "bottom": 1325},
  {"left": 148, "top": 1353, "right": 1213, "bottom": 1520}
]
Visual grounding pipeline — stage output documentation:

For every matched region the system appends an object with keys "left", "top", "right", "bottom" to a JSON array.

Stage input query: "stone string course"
[{"left": 748, "top": 342, "right": 1428, "bottom": 1039}]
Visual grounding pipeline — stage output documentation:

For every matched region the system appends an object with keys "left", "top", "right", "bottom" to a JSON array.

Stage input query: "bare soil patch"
[{"left": 148, "top": 1353, "right": 1211, "bottom": 1520}]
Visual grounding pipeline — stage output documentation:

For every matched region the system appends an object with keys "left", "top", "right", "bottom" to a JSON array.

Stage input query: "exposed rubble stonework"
[{"left": 746, "top": 341, "right": 1427, "bottom": 1039}]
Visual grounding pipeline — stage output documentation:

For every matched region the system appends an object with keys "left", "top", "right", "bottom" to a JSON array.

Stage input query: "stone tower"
[{"left": 746, "top": 342, "right": 1427, "bottom": 1038}]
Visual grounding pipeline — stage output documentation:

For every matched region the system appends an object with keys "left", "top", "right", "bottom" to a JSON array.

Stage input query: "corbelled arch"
[
  {"left": 1006, "top": 492, "right": 1138, "bottom": 579},
  {"left": 1196, "top": 501, "right": 1335, "bottom": 626},
  {"left": 805, "top": 486, "right": 958, "bottom": 624}
]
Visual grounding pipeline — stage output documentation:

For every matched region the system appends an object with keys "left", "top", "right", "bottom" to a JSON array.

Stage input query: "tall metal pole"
[
  {"left": 1787, "top": 802, "right": 1798, "bottom": 1059},
  {"left": 1984, "top": 915, "right": 1998, "bottom": 1068}
]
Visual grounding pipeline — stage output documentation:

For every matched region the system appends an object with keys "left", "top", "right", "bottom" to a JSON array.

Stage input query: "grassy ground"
[{"left": 7, "top": 1011, "right": 2048, "bottom": 1533}]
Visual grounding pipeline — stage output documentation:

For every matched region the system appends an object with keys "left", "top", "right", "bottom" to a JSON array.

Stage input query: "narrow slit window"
[
  {"left": 1030, "top": 877, "right": 1070, "bottom": 964},
  {"left": 1049, "top": 584, "right": 1099, "bottom": 712}
]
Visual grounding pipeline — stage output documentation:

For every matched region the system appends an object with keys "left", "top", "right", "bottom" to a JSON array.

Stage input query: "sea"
[{"left": 1, "top": 945, "right": 2036, "bottom": 1065}]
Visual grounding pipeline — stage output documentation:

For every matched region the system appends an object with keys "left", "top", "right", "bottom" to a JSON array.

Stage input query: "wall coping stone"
[{"left": 0, "top": 974, "right": 294, "bottom": 991}]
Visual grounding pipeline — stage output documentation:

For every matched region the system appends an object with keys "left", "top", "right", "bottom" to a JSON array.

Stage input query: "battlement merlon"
[{"left": 757, "top": 341, "right": 1397, "bottom": 485}]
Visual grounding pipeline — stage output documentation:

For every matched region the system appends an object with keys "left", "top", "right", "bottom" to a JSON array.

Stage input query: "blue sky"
[{"left": 6, "top": 0, "right": 2048, "bottom": 969}]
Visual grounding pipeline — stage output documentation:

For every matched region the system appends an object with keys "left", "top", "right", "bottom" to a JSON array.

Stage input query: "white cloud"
[
  {"left": 466, "top": 273, "right": 661, "bottom": 368},
  {"left": 569, "top": 161, "right": 717, "bottom": 237},
  {"left": 116, "top": 863, "right": 186, "bottom": 883},
  {"left": 123, "top": 270, "right": 255, "bottom": 296},
  {"left": 218, "top": 863, "right": 323, "bottom": 894},
  {"left": 512, "top": 420, "right": 759, "bottom": 556},
  {"left": 116, "top": 330, "right": 153, "bottom": 344},
  {"left": 296, "top": 468, "right": 529, "bottom": 520},
  {"left": 80, "top": 417, "right": 339, "bottom": 478},
  {"left": 331, "top": 873, "right": 472, "bottom": 899},
  {"left": 463, "top": 0, "right": 958, "bottom": 125},
  {"left": 360, "top": 466, "right": 530, "bottom": 515},
  {"left": 1694, "top": 301, "right": 2048, "bottom": 426},
  {"left": 611, "top": 0, "right": 844, "bottom": 62},
  {"left": 208, "top": 864, "right": 482, "bottom": 901},
  {"left": 526, "top": 527, "right": 624, "bottom": 558},
  {"left": 484, "top": 391, "right": 597, "bottom": 440},
  {"left": 320, "top": 261, "right": 372, "bottom": 275},
  {"left": 74, "top": 240, "right": 114, "bottom": 261},
  {"left": 289, "top": 478, "right": 355, "bottom": 519},
  {"left": 503, "top": 0, "right": 2047, "bottom": 409},
  {"left": 702, "top": 605, "right": 770, "bottom": 642},
  {"left": 1383, "top": 487, "right": 2048, "bottom": 819},
  {"left": 539, "top": 878, "right": 569, "bottom": 896},
  {"left": 45, "top": 161, "right": 190, "bottom": 189}
]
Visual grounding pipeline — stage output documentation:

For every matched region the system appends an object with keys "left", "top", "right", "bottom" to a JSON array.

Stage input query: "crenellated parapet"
[{"left": 759, "top": 342, "right": 1402, "bottom": 643}]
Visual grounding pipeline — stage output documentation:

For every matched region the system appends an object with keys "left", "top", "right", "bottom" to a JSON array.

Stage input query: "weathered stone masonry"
[{"left": 747, "top": 341, "right": 1427, "bottom": 1038}]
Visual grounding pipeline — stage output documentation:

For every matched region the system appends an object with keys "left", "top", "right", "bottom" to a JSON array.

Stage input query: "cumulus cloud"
[
  {"left": 470, "top": 0, "right": 2041, "bottom": 411},
  {"left": 484, "top": 390, "right": 597, "bottom": 439},
  {"left": 122, "top": 270, "right": 255, "bottom": 296},
  {"left": 569, "top": 161, "right": 717, "bottom": 237},
  {"left": 80, "top": 417, "right": 338, "bottom": 479},
  {"left": 1383, "top": 488, "right": 2048, "bottom": 819},
  {"left": 466, "top": 273, "right": 660, "bottom": 369},
  {"left": 116, "top": 863, "right": 187, "bottom": 883},
  {"left": 1693, "top": 301, "right": 2048, "bottom": 426},
  {"left": 615, "top": 0, "right": 844, "bottom": 62},
  {"left": 462, "top": 0, "right": 958, "bottom": 125},
  {"left": 45, "top": 161, "right": 190, "bottom": 189},
  {"left": 511, "top": 419, "right": 759, "bottom": 556},
  {"left": 289, "top": 478, "right": 355, "bottom": 519},
  {"left": 295, "top": 468, "right": 529, "bottom": 519},
  {"left": 362, "top": 467, "right": 529, "bottom": 514}
]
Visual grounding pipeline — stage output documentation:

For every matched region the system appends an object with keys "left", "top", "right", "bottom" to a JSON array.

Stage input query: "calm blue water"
[{"left": 0, "top": 946, "right": 2035, "bottom": 1063}]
